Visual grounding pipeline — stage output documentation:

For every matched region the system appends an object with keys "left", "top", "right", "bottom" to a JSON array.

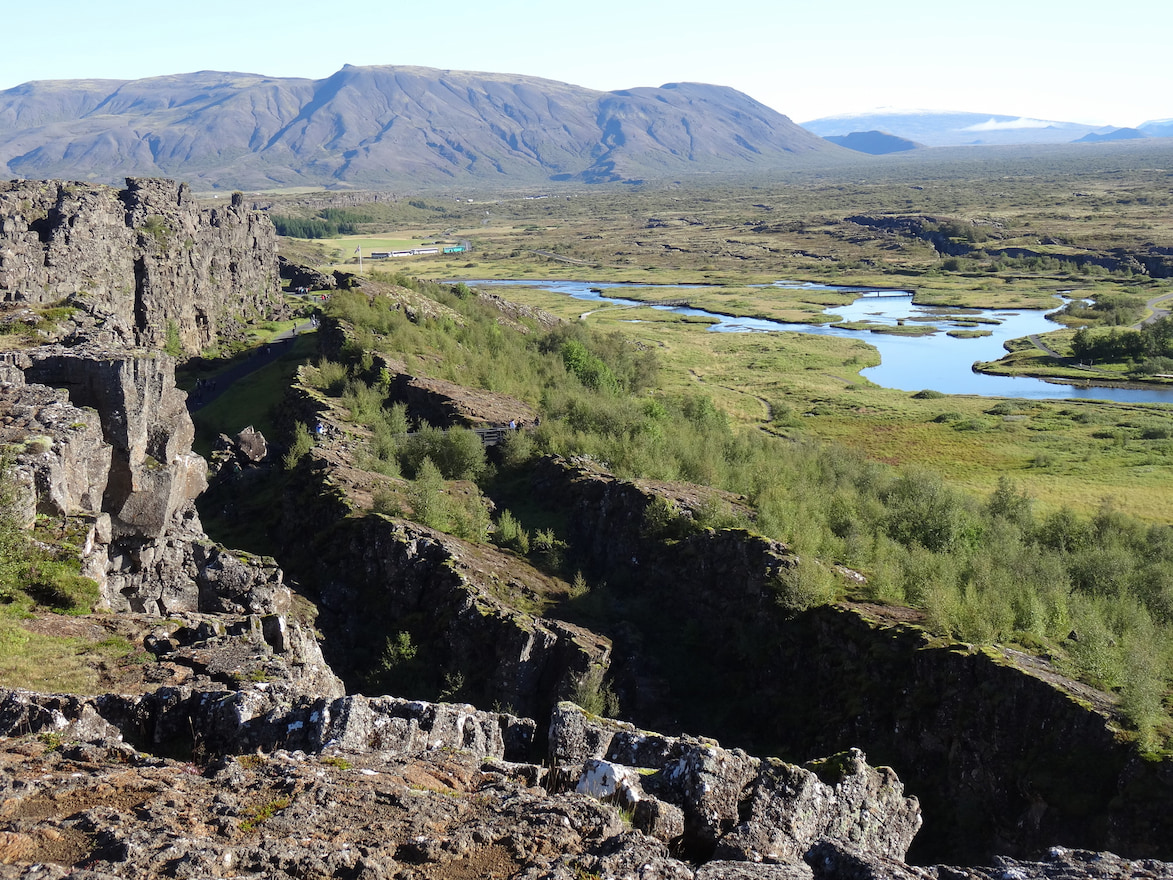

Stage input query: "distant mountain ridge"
[
  {"left": 0, "top": 66, "right": 843, "bottom": 189},
  {"left": 823, "top": 130, "right": 923, "bottom": 155},
  {"left": 801, "top": 110, "right": 1146, "bottom": 147}
]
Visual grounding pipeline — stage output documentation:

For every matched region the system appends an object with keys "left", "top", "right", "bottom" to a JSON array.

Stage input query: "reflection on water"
[{"left": 469, "top": 280, "right": 1173, "bottom": 404}]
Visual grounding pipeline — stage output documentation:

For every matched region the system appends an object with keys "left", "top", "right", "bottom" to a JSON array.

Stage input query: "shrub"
[
  {"left": 303, "top": 359, "right": 349, "bottom": 395},
  {"left": 409, "top": 457, "right": 449, "bottom": 530},
  {"left": 164, "top": 320, "right": 183, "bottom": 357},
  {"left": 569, "top": 664, "right": 619, "bottom": 717},
  {"left": 493, "top": 509, "right": 530, "bottom": 555},
  {"left": 283, "top": 422, "right": 314, "bottom": 470},
  {"left": 772, "top": 556, "right": 838, "bottom": 612},
  {"left": 400, "top": 426, "right": 485, "bottom": 481}
]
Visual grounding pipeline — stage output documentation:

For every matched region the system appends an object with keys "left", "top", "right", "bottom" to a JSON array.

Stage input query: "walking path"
[
  {"left": 187, "top": 320, "right": 316, "bottom": 412},
  {"left": 1137, "top": 290, "right": 1173, "bottom": 328}
]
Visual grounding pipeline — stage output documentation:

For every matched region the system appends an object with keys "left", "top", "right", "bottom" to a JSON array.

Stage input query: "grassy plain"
[{"left": 271, "top": 143, "right": 1173, "bottom": 522}]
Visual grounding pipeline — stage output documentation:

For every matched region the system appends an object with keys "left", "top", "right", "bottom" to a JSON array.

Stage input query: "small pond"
[{"left": 470, "top": 279, "right": 1173, "bottom": 404}]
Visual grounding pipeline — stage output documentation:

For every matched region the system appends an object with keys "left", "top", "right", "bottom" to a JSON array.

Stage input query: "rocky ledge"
[{"left": 2, "top": 691, "right": 1169, "bottom": 880}]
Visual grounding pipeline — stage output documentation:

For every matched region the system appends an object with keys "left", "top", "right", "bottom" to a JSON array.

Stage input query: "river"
[{"left": 470, "top": 279, "right": 1173, "bottom": 405}]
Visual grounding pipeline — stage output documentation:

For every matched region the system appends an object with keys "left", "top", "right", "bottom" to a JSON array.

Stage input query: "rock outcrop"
[
  {"left": 277, "top": 459, "right": 611, "bottom": 722},
  {"left": 0, "top": 343, "right": 287, "bottom": 618},
  {"left": 0, "top": 178, "right": 281, "bottom": 352},
  {"left": 2, "top": 686, "right": 1166, "bottom": 880},
  {"left": 549, "top": 703, "right": 922, "bottom": 863}
]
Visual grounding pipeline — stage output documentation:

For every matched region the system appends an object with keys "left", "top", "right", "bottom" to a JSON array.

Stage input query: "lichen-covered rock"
[
  {"left": 715, "top": 749, "right": 922, "bottom": 864},
  {"left": 550, "top": 703, "right": 921, "bottom": 864},
  {"left": 0, "top": 178, "right": 280, "bottom": 353},
  {"left": 632, "top": 796, "right": 686, "bottom": 843},
  {"left": 576, "top": 758, "right": 646, "bottom": 808},
  {"left": 548, "top": 700, "right": 640, "bottom": 764},
  {"left": 2, "top": 345, "right": 290, "bottom": 618},
  {"left": 697, "top": 863, "right": 815, "bottom": 880}
]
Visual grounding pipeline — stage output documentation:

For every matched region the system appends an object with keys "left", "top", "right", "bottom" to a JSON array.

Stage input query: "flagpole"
[{"left": 355, "top": 244, "right": 363, "bottom": 274}]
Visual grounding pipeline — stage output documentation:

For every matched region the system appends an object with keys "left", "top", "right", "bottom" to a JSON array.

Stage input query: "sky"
[{"left": 2, "top": 0, "right": 1169, "bottom": 128}]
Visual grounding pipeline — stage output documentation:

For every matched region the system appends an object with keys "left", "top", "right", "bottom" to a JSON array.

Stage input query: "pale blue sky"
[{"left": 3, "top": 0, "right": 1169, "bottom": 127}]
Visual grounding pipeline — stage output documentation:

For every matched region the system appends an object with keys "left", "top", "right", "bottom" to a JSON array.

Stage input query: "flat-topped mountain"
[
  {"left": 802, "top": 110, "right": 1126, "bottom": 147},
  {"left": 0, "top": 66, "right": 844, "bottom": 189}
]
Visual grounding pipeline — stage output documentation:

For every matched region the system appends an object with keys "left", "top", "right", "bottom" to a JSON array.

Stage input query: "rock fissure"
[{"left": 0, "top": 178, "right": 1171, "bottom": 878}]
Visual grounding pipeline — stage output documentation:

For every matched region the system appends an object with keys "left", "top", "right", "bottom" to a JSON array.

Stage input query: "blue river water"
[{"left": 470, "top": 279, "right": 1173, "bottom": 405}]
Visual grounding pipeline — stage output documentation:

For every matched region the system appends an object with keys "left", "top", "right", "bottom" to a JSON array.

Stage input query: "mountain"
[
  {"left": 0, "top": 66, "right": 843, "bottom": 189},
  {"left": 801, "top": 110, "right": 1117, "bottom": 147},
  {"left": 1140, "top": 118, "right": 1173, "bottom": 138},
  {"left": 1073, "top": 127, "right": 1148, "bottom": 144},
  {"left": 822, "top": 130, "right": 922, "bottom": 155}
]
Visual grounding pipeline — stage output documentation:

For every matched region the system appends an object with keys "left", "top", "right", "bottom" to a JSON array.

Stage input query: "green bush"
[
  {"left": 569, "top": 664, "right": 619, "bottom": 717},
  {"left": 399, "top": 426, "right": 486, "bottom": 481},
  {"left": 283, "top": 422, "right": 314, "bottom": 470},
  {"left": 493, "top": 509, "right": 530, "bottom": 555},
  {"left": 409, "top": 457, "right": 449, "bottom": 531}
]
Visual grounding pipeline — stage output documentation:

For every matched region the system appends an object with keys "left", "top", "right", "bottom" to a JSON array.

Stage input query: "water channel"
[{"left": 472, "top": 279, "right": 1173, "bottom": 405}]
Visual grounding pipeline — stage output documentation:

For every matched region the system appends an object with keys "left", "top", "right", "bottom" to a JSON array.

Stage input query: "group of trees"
[
  {"left": 306, "top": 277, "right": 1173, "bottom": 750},
  {"left": 1071, "top": 315, "right": 1173, "bottom": 372},
  {"left": 270, "top": 208, "right": 377, "bottom": 239}
]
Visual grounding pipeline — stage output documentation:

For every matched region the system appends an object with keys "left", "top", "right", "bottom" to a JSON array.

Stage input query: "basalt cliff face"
[{"left": 0, "top": 178, "right": 280, "bottom": 352}]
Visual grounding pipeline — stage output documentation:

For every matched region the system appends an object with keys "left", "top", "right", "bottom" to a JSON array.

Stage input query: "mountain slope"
[{"left": 0, "top": 66, "right": 843, "bottom": 188}]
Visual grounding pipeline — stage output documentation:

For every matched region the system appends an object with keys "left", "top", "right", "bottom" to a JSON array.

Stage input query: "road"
[{"left": 1137, "top": 290, "right": 1173, "bottom": 327}]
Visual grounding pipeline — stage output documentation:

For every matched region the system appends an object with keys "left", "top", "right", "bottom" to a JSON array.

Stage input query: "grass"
[
  {"left": 190, "top": 333, "right": 318, "bottom": 458},
  {"left": 0, "top": 618, "right": 140, "bottom": 693}
]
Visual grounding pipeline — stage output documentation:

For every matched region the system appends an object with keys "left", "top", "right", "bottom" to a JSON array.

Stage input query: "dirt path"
[{"left": 187, "top": 320, "right": 316, "bottom": 412}]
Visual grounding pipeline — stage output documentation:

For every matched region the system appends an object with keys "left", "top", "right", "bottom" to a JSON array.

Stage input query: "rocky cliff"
[
  {"left": 256, "top": 431, "right": 610, "bottom": 724},
  {"left": 1, "top": 343, "right": 286, "bottom": 618},
  {"left": 0, "top": 178, "right": 280, "bottom": 351},
  {"left": 522, "top": 455, "right": 1173, "bottom": 863}
]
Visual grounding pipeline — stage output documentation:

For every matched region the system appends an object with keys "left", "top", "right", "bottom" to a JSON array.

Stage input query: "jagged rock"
[
  {"left": 0, "top": 689, "right": 1167, "bottom": 880},
  {"left": 277, "top": 503, "right": 611, "bottom": 722},
  {"left": 804, "top": 840, "right": 933, "bottom": 880},
  {"left": 0, "top": 179, "right": 281, "bottom": 353},
  {"left": 2, "top": 344, "right": 289, "bottom": 618},
  {"left": 389, "top": 371, "right": 540, "bottom": 429},
  {"left": 234, "top": 425, "right": 268, "bottom": 463},
  {"left": 194, "top": 545, "right": 288, "bottom": 615},
  {"left": 22, "top": 345, "right": 204, "bottom": 539},
  {"left": 550, "top": 703, "right": 920, "bottom": 864},
  {"left": 697, "top": 863, "right": 815, "bottom": 880},
  {"left": 549, "top": 700, "right": 640, "bottom": 764},
  {"left": 653, "top": 738, "right": 760, "bottom": 856},
  {"left": 716, "top": 750, "right": 922, "bottom": 864},
  {"left": 632, "top": 796, "right": 686, "bottom": 843},
  {"left": 278, "top": 255, "right": 337, "bottom": 291}
]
